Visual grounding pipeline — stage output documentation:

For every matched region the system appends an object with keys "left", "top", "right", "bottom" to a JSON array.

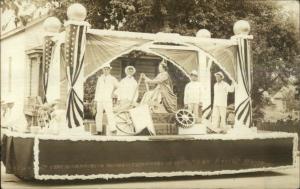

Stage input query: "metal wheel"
[
  {"left": 175, "top": 109, "right": 195, "bottom": 128},
  {"left": 115, "top": 111, "right": 136, "bottom": 135}
]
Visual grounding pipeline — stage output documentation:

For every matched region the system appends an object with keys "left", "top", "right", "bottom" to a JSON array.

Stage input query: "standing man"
[
  {"left": 211, "top": 72, "right": 235, "bottom": 133},
  {"left": 94, "top": 65, "right": 119, "bottom": 135},
  {"left": 184, "top": 70, "right": 203, "bottom": 122},
  {"left": 115, "top": 66, "right": 138, "bottom": 106}
]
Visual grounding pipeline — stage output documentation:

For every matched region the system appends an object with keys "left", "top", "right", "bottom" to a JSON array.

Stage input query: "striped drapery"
[
  {"left": 84, "top": 34, "right": 150, "bottom": 78},
  {"left": 65, "top": 23, "right": 88, "bottom": 128},
  {"left": 235, "top": 38, "right": 253, "bottom": 127},
  {"left": 42, "top": 36, "right": 55, "bottom": 102}
]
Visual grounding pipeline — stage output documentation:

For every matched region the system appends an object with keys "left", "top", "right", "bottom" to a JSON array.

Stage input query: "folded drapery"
[{"left": 83, "top": 33, "right": 236, "bottom": 81}]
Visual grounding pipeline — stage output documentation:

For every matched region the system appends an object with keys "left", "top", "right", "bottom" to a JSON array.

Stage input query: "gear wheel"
[{"left": 175, "top": 109, "right": 195, "bottom": 128}]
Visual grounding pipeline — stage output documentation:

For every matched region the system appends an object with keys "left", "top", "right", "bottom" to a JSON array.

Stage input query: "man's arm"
[
  {"left": 94, "top": 77, "right": 99, "bottom": 102},
  {"left": 199, "top": 83, "right": 203, "bottom": 105},
  {"left": 112, "top": 77, "right": 119, "bottom": 96},
  {"left": 184, "top": 84, "right": 189, "bottom": 106},
  {"left": 145, "top": 72, "right": 168, "bottom": 84}
]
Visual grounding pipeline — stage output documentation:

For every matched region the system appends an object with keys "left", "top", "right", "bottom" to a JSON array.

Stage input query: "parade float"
[{"left": 1, "top": 3, "right": 297, "bottom": 180}]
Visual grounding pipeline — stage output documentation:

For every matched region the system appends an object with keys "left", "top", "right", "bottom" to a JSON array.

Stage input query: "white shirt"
[
  {"left": 94, "top": 75, "right": 119, "bottom": 102},
  {"left": 115, "top": 76, "right": 138, "bottom": 102},
  {"left": 213, "top": 81, "right": 234, "bottom": 107},
  {"left": 184, "top": 81, "right": 203, "bottom": 105}
]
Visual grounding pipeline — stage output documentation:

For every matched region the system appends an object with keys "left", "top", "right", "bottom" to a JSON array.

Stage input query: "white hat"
[
  {"left": 214, "top": 71, "right": 224, "bottom": 79},
  {"left": 125, "top": 66, "right": 136, "bottom": 75},
  {"left": 100, "top": 64, "right": 112, "bottom": 70},
  {"left": 190, "top": 70, "right": 198, "bottom": 76}
]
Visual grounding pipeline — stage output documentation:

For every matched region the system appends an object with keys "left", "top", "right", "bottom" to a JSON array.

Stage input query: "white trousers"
[
  {"left": 187, "top": 103, "right": 201, "bottom": 123},
  {"left": 211, "top": 106, "right": 227, "bottom": 130},
  {"left": 95, "top": 101, "right": 116, "bottom": 133}
]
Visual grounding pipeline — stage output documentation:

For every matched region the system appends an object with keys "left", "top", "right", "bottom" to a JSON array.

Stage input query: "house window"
[
  {"left": 26, "top": 53, "right": 42, "bottom": 97},
  {"left": 28, "top": 57, "right": 40, "bottom": 96},
  {"left": 29, "top": 60, "right": 33, "bottom": 96}
]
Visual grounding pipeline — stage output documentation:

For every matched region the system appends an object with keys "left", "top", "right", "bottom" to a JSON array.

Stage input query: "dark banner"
[
  {"left": 1, "top": 134, "right": 294, "bottom": 180},
  {"left": 1, "top": 135, "right": 35, "bottom": 179},
  {"left": 37, "top": 137, "right": 294, "bottom": 176}
]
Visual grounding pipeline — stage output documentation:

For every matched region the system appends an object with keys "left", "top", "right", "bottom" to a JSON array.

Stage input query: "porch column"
[
  {"left": 64, "top": 3, "right": 90, "bottom": 128},
  {"left": 231, "top": 20, "right": 253, "bottom": 127}
]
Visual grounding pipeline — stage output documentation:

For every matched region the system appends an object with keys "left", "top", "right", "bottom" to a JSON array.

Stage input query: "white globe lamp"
[
  {"left": 67, "top": 3, "right": 87, "bottom": 21},
  {"left": 43, "top": 17, "right": 61, "bottom": 33},
  {"left": 233, "top": 20, "right": 250, "bottom": 35},
  {"left": 196, "top": 29, "right": 211, "bottom": 38}
]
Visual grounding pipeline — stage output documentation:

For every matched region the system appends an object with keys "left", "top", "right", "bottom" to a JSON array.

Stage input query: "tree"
[{"left": 3, "top": 0, "right": 299, "bottom": 121}]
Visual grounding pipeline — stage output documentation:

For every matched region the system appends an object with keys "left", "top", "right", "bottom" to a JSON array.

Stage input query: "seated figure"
[{"left": 141, "top": 61, "right": 177, "bottom": 113}]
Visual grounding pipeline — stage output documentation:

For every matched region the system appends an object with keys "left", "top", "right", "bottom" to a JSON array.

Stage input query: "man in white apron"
[
  {"left": 184, "top": 70, "right": 203, "bottom": 122},
  {"left": 94, "top": 65, "right": 119, "bottom": 135},
  {"left": 211, "top": 72, "right": 235, "bottom": 133},
  {"left": 115, "top": 66, "right": 138, "bottom": 106}
]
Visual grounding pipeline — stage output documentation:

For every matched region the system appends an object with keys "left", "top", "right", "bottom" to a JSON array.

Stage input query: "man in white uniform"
[
  {"left": 94, "top": 65, "right": 119, "bottom": 135},
  {"left": 211, "top": 72, "right": 235, "bottom": 133},
  {"left": 184, "top": 70, "right": 203, "bottom": 122},
  {"left": 115, "top": 66, "right": 138, "bottom": 105}
]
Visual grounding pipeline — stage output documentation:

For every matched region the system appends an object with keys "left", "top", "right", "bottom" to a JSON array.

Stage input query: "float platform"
[{"left": 1, "top": 131, "right": 297, "bottom": 180}]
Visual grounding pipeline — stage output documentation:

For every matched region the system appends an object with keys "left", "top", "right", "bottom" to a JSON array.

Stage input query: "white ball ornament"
[
  {"left": 43, "top": 17, "right": 61, "bottom": 32},
  {"left": 233, "top": 20, "right": 250, "bottom": 35},
  {"left": 196, "top": 29, "right": 211, "bottom": 38},
  {"left": 67, "top": 3, "right": 87, "bottom": 21}
]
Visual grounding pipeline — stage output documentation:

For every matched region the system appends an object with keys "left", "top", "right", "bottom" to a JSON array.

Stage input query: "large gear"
[{"left": 175, "top": 109, "right": 195, "bottom": 128}]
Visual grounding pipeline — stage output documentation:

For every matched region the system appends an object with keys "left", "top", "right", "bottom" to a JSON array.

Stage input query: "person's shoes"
[
  {"left": 92, "top": 131, "right": 103, "bottom": 135},
  {"left": 110, "top": 130, "right": 117, "bottom": 136}
]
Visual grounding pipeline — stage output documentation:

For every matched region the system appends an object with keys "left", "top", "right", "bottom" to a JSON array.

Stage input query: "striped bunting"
[
  {"left": 42, "top": 36, "right": 55, "bottom": 102},
  {"left": 235, "top": 38, "right": 252, "bottom": 126},
  {"left": 65, "top": 24, "right": 87, "bottom": 128}
]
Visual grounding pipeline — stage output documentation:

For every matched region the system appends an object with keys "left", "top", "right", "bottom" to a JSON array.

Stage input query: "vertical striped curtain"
[
  {"left": 46, "top": 41, "right": 62, "bottom": 103},
  {"left": 65, "top": 24, "right": 88, "bottom": 128},
  {"left": 235, "top": 38, "right": 253, "bottom": 127},
  {"left": 42, "top": 36, "right": 55, "bottom": 102}
]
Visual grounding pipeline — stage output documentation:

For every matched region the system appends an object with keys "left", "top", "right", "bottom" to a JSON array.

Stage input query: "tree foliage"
[{"left": 5, "top": 0, "right": 299, "bottom": 120}]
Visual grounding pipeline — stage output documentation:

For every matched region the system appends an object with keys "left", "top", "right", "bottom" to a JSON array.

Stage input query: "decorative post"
[
  {"left": 64, "top": 3, "right": 90, "bottom": 128},
  {"left": 231, "top": 20, "right": 253, "bottom": 128},
  {"left": 196, "top": 29, "right": 213, "bottom": 123},
  {"left": 42, "top": 17, "right": 61, "bottom": 102}
]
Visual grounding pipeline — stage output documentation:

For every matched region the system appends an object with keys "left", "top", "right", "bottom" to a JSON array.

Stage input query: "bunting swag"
[
  {"left": 42, "top": 36, "right": 55, "bottom": 102},
  {"left": 65, "top": 24, "right": 87, "bottom": 128},
  {"left": 84, "top": 34, "right": 150, "bottom": 78},
  {"left": 235, "top": 38, "right": 252, "bottom": 127},
  {"left": 190, "top": 43, "right": 237, "bottom": 81},
  {"left": 149, "top": 48, "right": 198, "bottom": 74}
]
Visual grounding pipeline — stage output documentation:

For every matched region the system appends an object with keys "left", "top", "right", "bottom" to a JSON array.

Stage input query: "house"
[
  {"left": 1, "top": 15, "right": 47, "bottom": 129},
  {"left": 263, "top": 85, "right": 300, "bottom": 121}
]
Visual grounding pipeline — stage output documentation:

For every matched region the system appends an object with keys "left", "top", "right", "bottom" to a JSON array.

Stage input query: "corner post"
[
  {"left": 231, "top": 20, "right": 254, "bottom": 128},
  {"left": 64, "top": 3, "right": 90, "bottom": 128},
  {"left": 42, "top": 17, "right": 61, "bottom": 103}
]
